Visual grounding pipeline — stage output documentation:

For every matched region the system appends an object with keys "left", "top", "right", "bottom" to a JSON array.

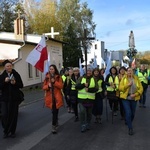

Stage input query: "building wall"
[
  {"left": 47, "top": 40, "right": 63, "bottom": 72},
  {"left": 14, "top": 44, "right": 41, "bottom": 87},
  {"left": 13, "top": 40, "right": 63, "bottom": 87}
]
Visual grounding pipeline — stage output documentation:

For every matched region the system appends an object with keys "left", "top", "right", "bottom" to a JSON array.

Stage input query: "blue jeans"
[
  {"left": 139, "top": 87, "right": 147, "bottom": 105},
  {"left": 122, "top": 100, "right": 137, "bottom": 129}
]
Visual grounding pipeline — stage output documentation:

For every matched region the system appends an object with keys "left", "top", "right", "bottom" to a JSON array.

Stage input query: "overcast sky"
[{"left": 81, "top": 0, "right": 150, "bottom": 52}]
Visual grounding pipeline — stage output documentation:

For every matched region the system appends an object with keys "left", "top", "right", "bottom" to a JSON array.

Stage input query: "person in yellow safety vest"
[
  {"left": 146, "top": 68, "right": 150, "bottom": 85},
  {"left": 59, "top": 66, "right": 65, "bottom": 76},
  {"left": 136, "top": 64, "right": 148, "bottom": 108},
  {"left": 92, "top": 68, "right": 106, "bottom": 124},
  {"left": 62, "top": 68, "right": 69, "bottom": 110},
  {"left": 61, "top": 68, "right": 69, "bottom": 83},
  {"left": 117, "top": 66, "right": 127, "bottom": 120},
  {"left": 65, "top": 67, "right": 80, "bottom": 122},
  {"left": 119, "top": 67, "right": 143, "bottom": 135},
  {"left": 144, "top": 65, "right": 150, "bottom": 85},
  {"left": 64, "top": 68, "right": 74, "bottom": 113},
  {"left": 105, "top": 66, "right": 119, "bottom": 116},
  {"left": 75, "top": 66, "right": 98, "bottom": 133}
]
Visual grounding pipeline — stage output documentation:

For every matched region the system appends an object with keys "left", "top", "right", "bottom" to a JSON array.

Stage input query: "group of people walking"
[
  {"left": 59, "top": 64, "right": 149, "bottom": 135},
  {"left": 0, "top": 59, "right": 149, "bottom": 138}
]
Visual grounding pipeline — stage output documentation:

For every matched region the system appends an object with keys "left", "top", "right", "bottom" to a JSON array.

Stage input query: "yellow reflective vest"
[
  {"left": 71, "top": 79, "right": 76, "bottom": 90},
  {"left": 78, "top": 77, "right": 96, "bottom": 100},
  {"left": 97, "top": 80, "right": 103, "bottom": 93},
  {"left": 137, "top": 71, "right": 148, "bottom": 84},
  {"left": 107, "top": 76, "right": 119, "bottom": 92},
  {"left": 62, "top": 75, "right": 67, "bottom": 83}
]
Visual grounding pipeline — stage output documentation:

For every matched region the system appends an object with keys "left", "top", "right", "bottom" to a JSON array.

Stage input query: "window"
[
  {"left": 28, "top": 63, "right": 33, "bottom": 78},
  {"left": 35, "top": 68, "right": 39, "bottom": 77},
  {"left": 95, "top": 44, "right": 97, "bottom": 49}
]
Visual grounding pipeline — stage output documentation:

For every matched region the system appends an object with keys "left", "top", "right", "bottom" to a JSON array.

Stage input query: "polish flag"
[{"left": 26, "top": 36, "right": 48, "bottom": 72}]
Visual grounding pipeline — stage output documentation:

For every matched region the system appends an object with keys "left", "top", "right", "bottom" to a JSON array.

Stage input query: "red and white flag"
[{"left": 26, "top": 36, "right": 48, "bottom": 72}]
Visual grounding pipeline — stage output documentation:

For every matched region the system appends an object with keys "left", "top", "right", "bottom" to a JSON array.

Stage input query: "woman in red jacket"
[{"left": 43, "top": 64, "right": 63, "bottom": 134}]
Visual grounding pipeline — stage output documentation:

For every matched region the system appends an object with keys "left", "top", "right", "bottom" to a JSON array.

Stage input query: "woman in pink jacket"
[{"left": 43, "top": 64, "right": 63, "bottom": 134}]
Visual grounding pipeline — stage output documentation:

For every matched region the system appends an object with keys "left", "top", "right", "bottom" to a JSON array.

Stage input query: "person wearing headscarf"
[{"left": 0, "top": 60, "right": 23, "bottom": 138}]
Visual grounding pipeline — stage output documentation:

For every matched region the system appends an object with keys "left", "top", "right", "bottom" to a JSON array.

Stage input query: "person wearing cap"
[
  {"left": 0, "top": 60, "right": 23, "bottom": 138},
  {"left": 75, "top": 66, "right": 98, "bottom": 132}
]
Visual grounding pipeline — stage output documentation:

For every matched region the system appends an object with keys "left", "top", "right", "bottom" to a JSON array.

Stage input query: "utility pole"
[{"left": 79, "top": 29, "right": 95, "bottom": 74}]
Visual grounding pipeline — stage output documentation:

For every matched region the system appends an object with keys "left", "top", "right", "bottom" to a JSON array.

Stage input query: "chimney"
[{"left": 14, "top": 10, "right": 25, "bottom": 41}]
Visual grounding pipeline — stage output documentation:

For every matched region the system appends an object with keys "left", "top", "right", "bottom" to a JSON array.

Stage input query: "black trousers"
[
  {"left": 1, "top": 101, "right": 19, "bottom": 134},
  {"left": 70, "top": 95, "right": 78, "bottom": 117},
  {"left": 52, "top": 109, "right": 59, "bottom": 126},
  {"left": 52, "top": 99, "right": 59, "bottom": 126}
]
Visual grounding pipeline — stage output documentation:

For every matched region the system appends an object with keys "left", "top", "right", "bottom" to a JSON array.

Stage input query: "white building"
[
  {"left": 0, "top": 17, "right": 64, "bottom": 87},
  {"left": 86, "top": 40, "right": 105, "bottom": 68}
]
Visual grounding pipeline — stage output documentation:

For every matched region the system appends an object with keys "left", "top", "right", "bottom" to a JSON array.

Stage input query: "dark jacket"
[
  {"left": 94, "top": 75, "right": 106, "bottom": 98},
  {"left": 0, "top": 69, "right": 23, "bottom": 102},
  {"left": 66, "top": 74, "right": 80, "bottom": 96}
]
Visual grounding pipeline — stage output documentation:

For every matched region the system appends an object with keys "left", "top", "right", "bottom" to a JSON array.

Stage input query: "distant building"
[
  {"left": 104, "top": 50, "right": 124, "bottom": 67},
  {"left": 111, "top": 51, "right": 124, "bottom": 62},
  {"left": 85, "top": 40, "right": 105, "bottom": 68}
]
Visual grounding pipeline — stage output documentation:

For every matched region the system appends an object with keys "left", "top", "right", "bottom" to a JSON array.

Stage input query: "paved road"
[
  {"left": 31, "top": 89, "right": 150, "bottom": 150},
  {"left": 0, "top": 88, "right": 150, "bottom": 150}
]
